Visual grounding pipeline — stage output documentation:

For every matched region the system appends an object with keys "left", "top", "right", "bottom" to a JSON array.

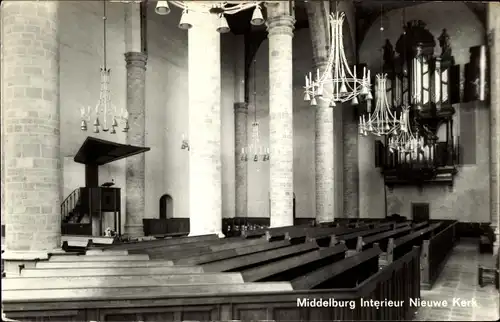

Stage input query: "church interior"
[{"left": 1, "top": 0, "right": 500, "bottom": 321}]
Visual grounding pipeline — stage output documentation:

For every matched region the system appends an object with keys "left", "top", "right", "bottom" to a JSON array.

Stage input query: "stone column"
[
  {"left": 488, "top": 4, "right": 500, "bottom": 268},
  {"left": 341, "top": 1, "right": 359, "bottom": 219},
  {"left": 124, "top": 51, "right": 147, "bottom": 237},
  {"left": 1, "top": 1, "right": 62, "bottom": 273},
  {"left": 267, "top": 3, "right": 295, "bottom": 227},
  {"left": 188, "top": 10, "right": 223, "bottom": 237},
  {"left": 306, "top": 2, "right": 335, "bottom": 223},
  {"left": 234, "top": 102, "right": 248, "bottom": 217}
]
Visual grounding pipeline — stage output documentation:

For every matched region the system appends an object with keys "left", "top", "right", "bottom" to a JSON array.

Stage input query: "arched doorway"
[{"left": 159, "top": 194, "right": 173, "bottom": 219}]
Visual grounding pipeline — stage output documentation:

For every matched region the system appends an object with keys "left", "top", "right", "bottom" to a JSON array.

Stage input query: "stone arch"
[{"left": 159, "top": 194, "right": 173, "bottom": 220}]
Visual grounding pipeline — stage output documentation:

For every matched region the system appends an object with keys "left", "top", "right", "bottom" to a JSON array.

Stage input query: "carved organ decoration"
[{"left": 374, "top": 20, "right": 461, "bottom": 188}]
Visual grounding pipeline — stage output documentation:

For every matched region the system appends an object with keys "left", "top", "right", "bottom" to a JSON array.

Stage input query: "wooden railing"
[
  {"left": 421, "top": 221, "right": 458, "bottom": 289},
  {"left": 60, "top": 188, "right": 81, "bottom": 223},
  {"left": 2, "top": 247, "right": 421, "bottom": 321}
]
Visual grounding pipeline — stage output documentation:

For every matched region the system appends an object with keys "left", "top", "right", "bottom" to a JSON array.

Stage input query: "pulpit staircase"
[{"left": 61, "top": 188, "right": 84, "bottom": 224}]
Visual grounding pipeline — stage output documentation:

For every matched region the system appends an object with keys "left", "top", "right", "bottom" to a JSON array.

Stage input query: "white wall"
[
  {"left": 59, "top": 3, "right": 237, "bottom": 230},
  {"left": 358, "top": 2, "right": 489, "bottom": 222}
]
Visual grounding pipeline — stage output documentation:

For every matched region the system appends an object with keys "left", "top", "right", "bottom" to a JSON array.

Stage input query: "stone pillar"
[
  {"left": 124, "top": 51, "right": 147, "bottom": 237},
  {"left": 188, "top": 10, "right": 223, "bottom": 237},
  {"left": 305, "top": 2, "right": 335, "bottom": 223},
  {"left": 1, "top": 1, "right": 62, "bottom": 273},
  {"left": 341, "top": 1, "right": 359, "bottom": 219},
  {"left": 488, "top": 4, "right": 500, "bottom": 266},
  {"left": 234, "top": 102, "right": 248, "bottom": 217},
  {"left": 267, "top": 3, "right": 295, "bottom": 227}
]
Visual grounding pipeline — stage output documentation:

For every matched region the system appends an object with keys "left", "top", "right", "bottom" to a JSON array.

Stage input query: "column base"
[
  {"left": 124, "top": 224, "right": 144, "bottom": 238},
  {"left": 2, "top": 249, "right": 64, "bottom": 277},
  {"left": 188, "top": 231, "right": 225, "bottom": 238}
]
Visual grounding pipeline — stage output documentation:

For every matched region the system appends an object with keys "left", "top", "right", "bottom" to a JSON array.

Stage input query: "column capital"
[
  {"left": 266, "top": 15, "right": 295, "bottom": 37},
  {"left": 234, "top": 102, "right": 248, "bottom": 113},
  {"left": 125, "top": 51, "right": 148, "bottom": 69}
]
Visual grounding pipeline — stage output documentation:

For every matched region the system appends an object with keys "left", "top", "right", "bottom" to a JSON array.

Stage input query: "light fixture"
[
  {"left": 216, "top": 14, "right": 230, "bottom": 34},
  {"left": 304, "top": 11, "right": 372, "bottom": 107},
  {"left": 154, "top": 1, "right": 267, "bottom": 33},
  {"left": 155, "top": 1, "right": 171, "bottom": 15},
  {"left": 358, "top": 6, "right": 399, "bottom": 137},
  {"left": 359, "top": 74, "right": 400, "bottom": 137},
  {"left": 178, "top": 9, "right": 192, "bottom": 29},
  {"left": 80, "top": 0, "right": 129, "bottom": 134},
  {"left": 387, "top": 106, "right": 427, "bottom": 156},
  {"left": 240, "top": 58, "right": 269, "bottom": 162}
]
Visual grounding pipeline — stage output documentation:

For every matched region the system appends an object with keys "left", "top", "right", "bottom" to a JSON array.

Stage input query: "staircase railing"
[{"left": 61, "top": 188, "right": 81, "bottom": 223}]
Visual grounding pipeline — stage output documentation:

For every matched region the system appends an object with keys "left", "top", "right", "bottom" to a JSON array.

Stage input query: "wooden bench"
[
  {"left": 48, "top": 254, "right": 150, "bottom": 262},
  {"left": 2, "top": 282, "right": 294, "bottom": 302},
  {"left": 94, "top": 234, "right": 219, "bottom": 250},
  {"left": 355, "top": 226, "right": 412, "bottom": 252},
  {"left": 286, "top": 225, "right": 371, "bottom": 246},
  {"left": 241, "top": 243, "right": 348, "bottom": 282},
  {"left": 36, "top": 259, "right": 174, "bottom": 268},
  {"left": 2, "top": 272, "right": 245, "bottom": 290},
  {"left": 421, "top": 221, "right": 458, "bottom": 289},
  {"left": 2, "top": 246, "right": 422, "bottom": 322},
  {"left": 133, "top": 238, "right": 283, "bottom": 261},
  {"left": 152, "top": 232, "right": 189, "bottom": 239},
  {"left": 386, "top": 223, "right": 441, "bottom": 263},
  {"left": 201, "top": 242, "right": 319, "bottom": 272},
  {"left": 412, "top": 221, "right": 429, "bottom": 230},
  {"left": 332, "top": 225, "right": 392, "bottom": 249},
  {"left": 291, "top": 244, "right": 383, "bottom": 289},
  {"left": 241, "top": 224, "right": 313, "bottom": 239},
  {"left": 174, "top": 239, "right": 293, "bottom": 265},
  {"left": 20, "top": 265, "right": 204, "bottom": 277}
]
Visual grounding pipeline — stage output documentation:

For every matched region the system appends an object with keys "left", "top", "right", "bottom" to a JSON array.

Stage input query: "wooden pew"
[
  {"left": 332, "top": 225, "right": 393, "bottom": 249},
  {"left": 48, "top": 254, "right": 150, "bottom": 262},
  {"left": 134, "top": 238, "right": 283, "bottom": 261},
  {"left": 20, "top": 265, "right": 204, "bottom": 277},
  {"left": 95, "top": 234, "right": 219, "bottom": 250},
  {"left": 241, "top": 224, "right": 313, "bottom": 239},
  {"left": 2, "top": 246, "right": 422, "bottom": 322},
  {"left": 386, "top": 223, "right": 441, "bottom": 263},
  {"left": 412, "top": 221, "right": 429, "bottom": 230},
  {"left": 173, "top": 240, "right": 293, "bottom": 265},
  {"left": 306, "top": 226, "right": 389, "bottom": 248},
  {"left": 286, "top": 225, "right": 371, "bottom": 246},
  {"left": 355, "top": 226, "right": 412, "bottom": 252},
  {"left": 421, "top": 221, "right": 458, "bottom": 289},
  {"left": 201, "top": 242, "right": 319, "bottom": 272},
  {"left": 3, "top": 272, "right": 245, "bottom": 290},
  {"left": 2, "top": 282, "right": 294, "bottom": 302},
  {"left": 36, "top": 259, "right": 174, "bottom": 268},
  {"left": 291, "top": 244, "right": 382, "bottom": 289},
  {"left": 241, "top": 243, "right": 348, "bottom": 282}
]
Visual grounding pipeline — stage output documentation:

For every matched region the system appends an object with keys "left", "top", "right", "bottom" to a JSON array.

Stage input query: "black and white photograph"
[{"left": 0, "top": 0, "right": 499, "bottom": 321}]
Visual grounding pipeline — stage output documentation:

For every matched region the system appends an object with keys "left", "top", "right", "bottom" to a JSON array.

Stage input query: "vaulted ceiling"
[{"left": 226, "top": 0, "right": 487, "bottom": 47}]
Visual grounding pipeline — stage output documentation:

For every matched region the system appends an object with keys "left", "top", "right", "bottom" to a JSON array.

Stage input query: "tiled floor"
[{"left": 414, "top": 239, "right": 499, "bottom": 321}]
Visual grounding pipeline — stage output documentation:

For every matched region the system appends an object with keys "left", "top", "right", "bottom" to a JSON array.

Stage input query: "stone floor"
[{"left": 414, "top": 239, "right": 499, "bottom": 321}]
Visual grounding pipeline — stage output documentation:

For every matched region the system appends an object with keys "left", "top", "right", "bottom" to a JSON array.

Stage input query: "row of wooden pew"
[{"left": 2, "top": 219, "right": 458, "bottom": 321}]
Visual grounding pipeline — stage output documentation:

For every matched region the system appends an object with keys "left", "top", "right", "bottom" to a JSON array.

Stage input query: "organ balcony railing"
[{"left": 375, "top": 136, "right": 459, "bottom": 190}]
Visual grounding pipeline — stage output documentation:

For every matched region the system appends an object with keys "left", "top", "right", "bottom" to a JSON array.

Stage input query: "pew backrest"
[
  {"left": 291, "top": 244, "right": 382, "bottom": 289},
  {"left": 357, "top": 226, "right": 412, "bottom": 252}
]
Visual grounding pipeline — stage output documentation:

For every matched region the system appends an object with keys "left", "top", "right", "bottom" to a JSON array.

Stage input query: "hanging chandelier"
[
  {"left": 304, "top": 11, "right": 372, "bottom": 107},
  {"left": 240, "top": 58, "right": 269, "bottom": 162},
  {"left": 154, "top": 1, "right": 266, "bottom": 34},
  {"left": 387, "top": 105, "right": 426, "bottom": 154},
  {"left": 359, "top": 74, "right": 401, "bottom": 137},
  {"left": 80, "top": 1, "right": 129, "bottom": 134}
]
